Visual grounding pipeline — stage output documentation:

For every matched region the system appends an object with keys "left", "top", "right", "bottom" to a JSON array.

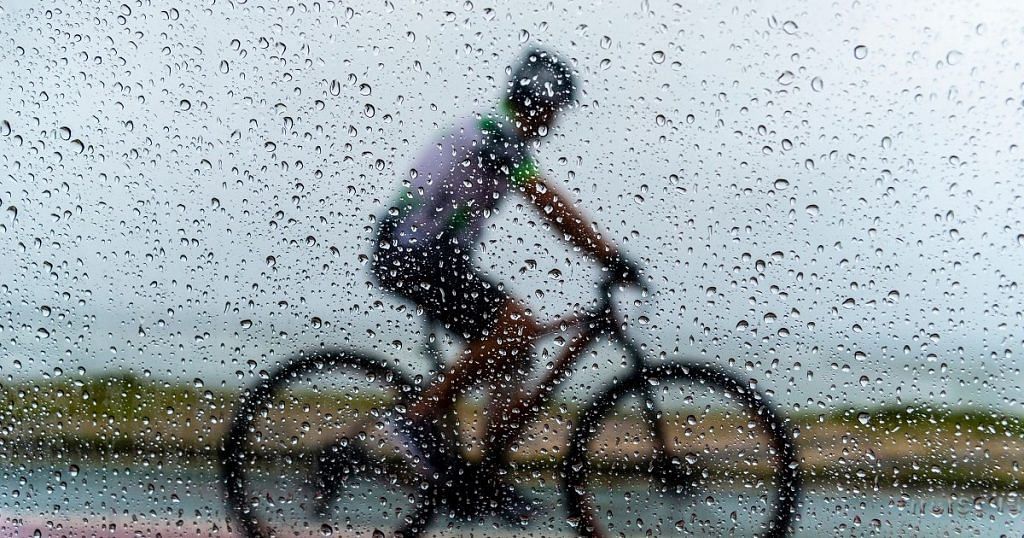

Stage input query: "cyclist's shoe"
[
  {"left": 395, "top": 415, "right": 452, "bottom": 477},
  {"left": 309, "top": 440, "right": 364, "bottom": 518},
  {"left": 494, "top": 479, "right": 535, "bottom": 525},
  {"left": 651, "top": 455, "right": 701, "bottom": 497},
  {"left": 431, "top": 462, "right": 534, "bottom": 522}
]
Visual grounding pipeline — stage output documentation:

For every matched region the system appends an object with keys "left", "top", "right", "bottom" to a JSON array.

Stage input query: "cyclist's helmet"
[{"left": 507, "top": 48, "right": 578, "bottom": 114}]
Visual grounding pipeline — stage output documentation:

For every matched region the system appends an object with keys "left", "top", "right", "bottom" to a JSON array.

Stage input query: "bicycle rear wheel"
[
  {"left": 221, "top": 348, "right": 435, "bottom": 537},
  {"left": 563, "top": 362, "right": 801, "bottom": 537}
]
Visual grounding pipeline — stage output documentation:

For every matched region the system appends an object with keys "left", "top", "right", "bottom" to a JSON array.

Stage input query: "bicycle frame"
[{"left": 481, "top": 277, "right": 660, "bottom": 462}]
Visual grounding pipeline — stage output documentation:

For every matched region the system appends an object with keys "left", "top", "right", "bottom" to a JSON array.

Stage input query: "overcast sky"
[{"left": 1, "top": 0, "right": 1022, "bottom": 411}]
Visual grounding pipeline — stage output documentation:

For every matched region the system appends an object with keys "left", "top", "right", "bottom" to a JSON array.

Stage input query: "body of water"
[{"left": 1, "top": 457, "right": 1020, "bottom": 536}]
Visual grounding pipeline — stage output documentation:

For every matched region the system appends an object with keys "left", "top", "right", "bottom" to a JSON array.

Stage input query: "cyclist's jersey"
[{"left": 385, "top": 111, "right": 539, "bottom": 250}]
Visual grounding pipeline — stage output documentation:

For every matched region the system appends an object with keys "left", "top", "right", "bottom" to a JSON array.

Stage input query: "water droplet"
[
  {"left": 773, "top": 178, "right": 789, "bottom": 190},
  {"left": 946, "top": 50, "right": 962, "bottom": 65},
  {"left": 599, "top": 58, "right": 611, "bottom": 70},
  {"left": 881, "top": 136, "right": 892, "bottom": 150},
  {"left": 266, "top": 256, "right": 276, "bottom": 267},
  {"left": 179, "top": 99, "right": 191, "bottom": 110},
  {"left": 37, "top": 328, "right": 50, "bottom": 339},
  {"left": 655, "top": 114, "right": 666, "bottom": 126},
  {"left": 805, "top": 204, "right": 820, "bottom": 216},
  {"left": 0, "top": 120, "right": 10, "bottom": 136},
  {"left": 219, "top": 60, "right": 230, "bottom": 74},
  {"left": 329, "top": 80, "right": 341, "bottom": 96},
  {"left": 857, "top": 412, "right": 871, "bottom": 425},
  {"left": 364, "top": 104, "right": 376, "bottom": 118},
  {"left": 811, "top": 77, "right": 823, "bottom": 92},
  {"left": 782, "top": 20, "right": 798, "bottom": 34},
  {"left": 651, "top": 51, "right": 665, "bottom": 64},
  {"left": 600, "top": 36, "right": 612, "bottom": 49},
  {"left": 240, "top": 319, "right": 253, "bottom": 329},
  {"left": 735, "top": 320, "right": 749, "bottom": 331},
  {"left": 853, "top": 45, "right": 868, "bottom": 60},
  {"left": 210, "top": 197, "right": 220, "bottom": 209},
  {"left": 264, "top": 141, "right": 276, "bottom": 152},
  {"left": 58, "top": 126, "right": 71, "bottom": 140},
  {"left": 777, "top": 70, "right": 795, "bottom": 85}
]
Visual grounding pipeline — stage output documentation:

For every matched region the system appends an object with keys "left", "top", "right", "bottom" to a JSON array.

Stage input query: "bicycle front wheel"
[
  {"left": 221, "top": 348, "right": 435, "bottom": 537},
  {"left": 563, "top": 362, "right": 801, "bottom": 537}
]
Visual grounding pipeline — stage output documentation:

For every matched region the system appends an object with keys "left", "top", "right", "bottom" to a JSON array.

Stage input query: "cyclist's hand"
[{"left": 605, "top": 254, "right": 642, "bottom": 285}]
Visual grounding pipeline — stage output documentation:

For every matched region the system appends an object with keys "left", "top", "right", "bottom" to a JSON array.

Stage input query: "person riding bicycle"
[{"left": 371, "top": 47, "right": 640, "bottom": 480}]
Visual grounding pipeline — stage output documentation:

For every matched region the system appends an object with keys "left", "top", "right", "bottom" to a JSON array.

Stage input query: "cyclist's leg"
[
  {"left": 408, "top": 297, "right": 542, "bottom": 421},
  {"left": 373, "top": 230, "right": 541, "bottom": 434},
  {"left": 484, "top": 319, "right": 533, "bottom": 453}
]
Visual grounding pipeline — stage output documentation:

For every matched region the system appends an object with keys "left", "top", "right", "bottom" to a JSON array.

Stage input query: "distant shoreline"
[{"left": 2, "top": 372, "right": 1022, "bottom": 491}]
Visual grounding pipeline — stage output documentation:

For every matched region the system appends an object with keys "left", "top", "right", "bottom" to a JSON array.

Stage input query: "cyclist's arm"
[{"left": 523, "top": 174, "right": 620, "bottom": 264}]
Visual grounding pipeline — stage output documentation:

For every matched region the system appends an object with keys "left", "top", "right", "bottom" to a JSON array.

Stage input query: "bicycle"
[{"left": 221, "top": 274, "right": 801, "bottom": 537}]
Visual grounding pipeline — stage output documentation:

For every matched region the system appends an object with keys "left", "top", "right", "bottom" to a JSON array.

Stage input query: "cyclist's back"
[{"left": 387, "top": 113, "right": 536, "bottom": 251}]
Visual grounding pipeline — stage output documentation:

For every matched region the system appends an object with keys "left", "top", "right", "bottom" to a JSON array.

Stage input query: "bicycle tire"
[
  {"left": 562, "top": 361, "right": 801, "bottom": 538},
  {"left": 220, "top": 348, "right": 431, "bottom": 537}
]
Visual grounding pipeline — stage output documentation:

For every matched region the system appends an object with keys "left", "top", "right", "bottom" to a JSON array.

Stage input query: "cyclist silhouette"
[
  {"left": 224, "top": 47, "right": 801, "bottom": 538},
  {"left": 371, "top": 47, "right": 639, "bottom": 484}
]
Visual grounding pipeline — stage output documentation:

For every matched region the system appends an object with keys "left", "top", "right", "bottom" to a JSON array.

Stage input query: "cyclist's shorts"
[{"left": 372, "top": 218, "right": 507, "bottom": 341}]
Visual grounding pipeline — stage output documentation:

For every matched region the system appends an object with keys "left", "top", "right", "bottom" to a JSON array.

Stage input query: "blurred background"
[{"left": 1, "top": 0, "right": 1022, "bottom": 535}]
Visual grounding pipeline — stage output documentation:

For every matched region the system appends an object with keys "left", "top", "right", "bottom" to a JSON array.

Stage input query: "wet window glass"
[{"left": 2, "top": 1, "right": 1022, "bottom": 536}]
